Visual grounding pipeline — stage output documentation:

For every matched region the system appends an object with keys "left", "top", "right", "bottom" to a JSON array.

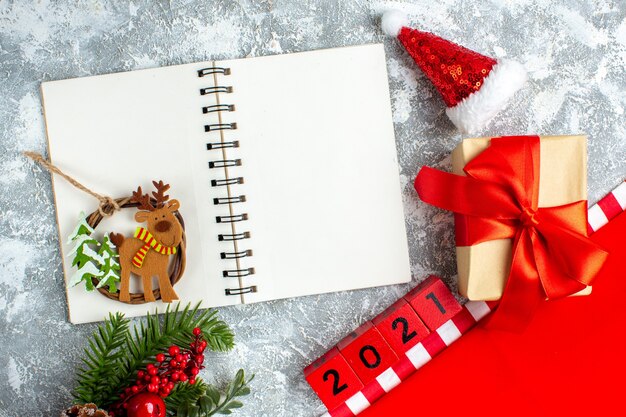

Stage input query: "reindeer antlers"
[
  {"left": 152, "top": 180, "right": 170, "bottom": 208},
  {"left": 130, "top": 180, "right": 172, "bottom": 211},
  {"left": 131, "top": 186, "right": 155, "bottom": 211}
]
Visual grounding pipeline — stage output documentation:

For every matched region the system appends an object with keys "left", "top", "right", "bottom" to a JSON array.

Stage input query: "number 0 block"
[
  {"left": 337, "top": 322, "right": 399, "bottom": 384},
  {"left": 404, "top": 275, "right": 462, "bottom": 331},
  {"left": 372, "top": 298, "right": 430, "bottom": 355},
  {"left": 304, "top": 347, "right": 363, "bottom": 410}
]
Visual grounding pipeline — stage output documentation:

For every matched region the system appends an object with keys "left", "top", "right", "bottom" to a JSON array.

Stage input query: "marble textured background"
[{"left": 0, "top": 0, "right": 624, "bottom": 415}]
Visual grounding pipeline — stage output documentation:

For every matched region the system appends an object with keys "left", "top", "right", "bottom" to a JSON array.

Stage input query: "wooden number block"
[
  {"left": 304, "top": 347, "right": 364, "bottom": 410},
  {"left": 337, "top": 322, "right": 399, "bottom": 384},
  {"left": 404, "top": 275, "right": 462, "bottom": 331},
  {"left": 372, "top": 298, "right": 430, "bottom": 355}
]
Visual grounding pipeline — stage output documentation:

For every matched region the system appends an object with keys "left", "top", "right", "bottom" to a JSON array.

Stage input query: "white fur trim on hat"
[
  {"left": 445, "top": 60, "right": 527, "bottom": 135},
  {"left": 381, "top": 10, "right": 408, "bottom": 37}
]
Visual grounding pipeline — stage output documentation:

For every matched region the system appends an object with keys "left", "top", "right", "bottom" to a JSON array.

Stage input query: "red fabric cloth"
[{"left": 360, "top": 210, "right": 626, "bottom": 417}]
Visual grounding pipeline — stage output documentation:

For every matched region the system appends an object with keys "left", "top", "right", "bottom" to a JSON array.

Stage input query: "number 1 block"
[
  {"left": 404, "top": 275, "right": 462, "bottom": 331},
  {"left": 304, "top": 347, "right": 363, "bottom": 410},
  {"left": 372, "top": 298, "right": 430, "bottom": 355},
  {"left": 337, "top": 322, "right": 399, "bottom": 384}
]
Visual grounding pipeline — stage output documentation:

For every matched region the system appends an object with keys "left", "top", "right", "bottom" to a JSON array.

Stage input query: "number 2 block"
[
  {"left": 404, "top": 275, "right": 462, "bottom": 331},
  {"left": 372, "top": 298, "right": 430, "bottom": 355},
  {"left": 304, "top": 347, "right": 363, "bottom": 410},
  {"left": 337, "top": 322, "right": 399, "bottom": 384}
]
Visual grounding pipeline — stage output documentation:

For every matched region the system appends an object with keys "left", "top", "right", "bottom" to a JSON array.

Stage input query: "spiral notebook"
[{"left": 41, "top": 43, "right": 411, "bottom": 324}]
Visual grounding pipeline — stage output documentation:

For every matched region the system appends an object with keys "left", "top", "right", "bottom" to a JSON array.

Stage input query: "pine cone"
[{"left": 61, "top": 403, "right": 110, "bottom": 417}]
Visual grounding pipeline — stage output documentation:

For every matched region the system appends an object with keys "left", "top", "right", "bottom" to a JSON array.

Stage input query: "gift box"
[
  {"left": 415, "top": 135, "right": 608, "bottom": 329},
  {"left": 450, "top": 135, "right": 590, "bottom": 301}
]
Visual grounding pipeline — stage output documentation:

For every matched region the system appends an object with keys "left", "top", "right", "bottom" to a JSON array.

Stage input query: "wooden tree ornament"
[
  {"left": 23, "top": 150, "right": 186, "bottom": 305},
  {"left": 81, "top": 182, "right": 186, "bottom": 304}
]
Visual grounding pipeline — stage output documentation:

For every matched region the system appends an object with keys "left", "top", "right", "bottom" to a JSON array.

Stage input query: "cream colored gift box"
[{"left": 451, "top": 135, "right": 591, "bottom": 301}]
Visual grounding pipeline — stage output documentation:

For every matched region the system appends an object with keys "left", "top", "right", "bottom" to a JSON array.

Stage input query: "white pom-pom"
[{"left": 381, "top": 10, "right": 408, "bottom": 37}]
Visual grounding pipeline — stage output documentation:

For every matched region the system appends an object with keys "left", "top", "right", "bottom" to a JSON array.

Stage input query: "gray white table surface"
[{"left": 1, "top": 1, "right": 624, "bottom": 416}]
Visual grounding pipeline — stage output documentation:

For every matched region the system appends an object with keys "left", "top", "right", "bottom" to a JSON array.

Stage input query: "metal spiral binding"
[
  {"left": 211, "top": 177, "right": 244, "bottom": 187},
  {"left": 203, "top": 104, "right": 235, "bottom": 114},
  {"left": 205, "top": 122, "right": 237, "bottom": 132},
  {"left": 218, "top": 232, "right": 250, "bottom": 241},
  {"left": 225, "top": 286, "right": 257, "bottom": 295},
  {"left": 200, "top": 86, "right": 233, "bottom": 95},
  {"left": 213, "top": 195, "right": 246, "bottom": 205},
  {"left": 207, "top": 141, "right": 239, "bottom": 150},
  {"left": 220, "top": 249, "right": 253, "bottom": 259},
  {"left": 198, "top": 67, "right": 231, "bottom": 77},
  {"left": 223, "top": 268, "right": 255, "bottom": 278},
  {"left": 216, "top": 213, "right": 248, "bottom": 223},
  {"left": 209, "top": 159, "right": 241, "bottom": 169},
  {"left": 199, "top": 65, "right": 256, "bottom": 297}
]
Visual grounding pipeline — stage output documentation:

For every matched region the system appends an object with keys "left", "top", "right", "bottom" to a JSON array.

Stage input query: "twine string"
[{"left": 24, "top": 151, "right": 128, "bottom": 217}]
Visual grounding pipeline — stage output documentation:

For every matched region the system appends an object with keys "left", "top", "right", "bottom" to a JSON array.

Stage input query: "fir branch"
[
  {"left": 106, "top": 303, "right": 235, "bottom": 406},
  {"left": 73, "top": 312, "right": 130, "bottom": 406},
  {"left": 172, "top": 370, "right": 253, "bottom": 417},
  {"left": 165, "top": 380, "right": 208, "bottom": 412}
]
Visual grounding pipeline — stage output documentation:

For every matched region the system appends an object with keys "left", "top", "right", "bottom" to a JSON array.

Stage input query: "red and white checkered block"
[
  {"left": 588, "top": 181, "right": 626, "bottom": 234},
  {"left": 319, "top": 300, "right": 496, "bottom": 417}
]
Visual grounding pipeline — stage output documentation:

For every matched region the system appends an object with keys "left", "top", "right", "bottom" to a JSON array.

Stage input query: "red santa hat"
[{"left": 381, "top": 10, "right": 527, "bottom": 134}]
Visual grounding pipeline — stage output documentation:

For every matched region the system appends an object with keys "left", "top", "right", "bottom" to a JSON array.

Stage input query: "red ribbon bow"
[{"left": 415, "top": 136, "right": 608, "bottom": 330}]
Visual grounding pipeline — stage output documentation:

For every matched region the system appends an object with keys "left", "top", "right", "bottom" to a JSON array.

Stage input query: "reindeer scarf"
[{"left": 132, "top": 227, "right": 177, "bottom": 268}]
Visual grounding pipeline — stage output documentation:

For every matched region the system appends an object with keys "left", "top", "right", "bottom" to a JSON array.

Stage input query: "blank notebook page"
[
  {"left": 215, "top": 44, "right": 411, "bottom": 302},
  {"left": 42, "top": 61, "right": 239, "bottom": 324}
]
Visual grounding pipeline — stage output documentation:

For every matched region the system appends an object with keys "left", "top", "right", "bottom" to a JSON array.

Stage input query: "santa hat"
[{"left": 381, "top": 10, "right": 527, "bottom": 134}]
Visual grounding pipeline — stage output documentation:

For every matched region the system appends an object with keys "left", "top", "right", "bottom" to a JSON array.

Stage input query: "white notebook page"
[
  {"left": 42, "top": 60, "right": 239, "bottom": 324},
  {"left": 213, "top": 44, "right": 411, "bottom": 302}
]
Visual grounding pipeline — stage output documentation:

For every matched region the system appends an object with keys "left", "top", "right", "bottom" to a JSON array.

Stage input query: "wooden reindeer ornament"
[{"left": 110, "top": 181, "right": 183, "bottom": 303}]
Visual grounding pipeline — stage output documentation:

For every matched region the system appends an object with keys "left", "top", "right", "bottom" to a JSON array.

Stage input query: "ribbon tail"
[
  {"left": 486, "top": 230, "right": 544, "bottom": 332},
  {"left": 536, "top": 222, "right": 609, "bottom": 298},
  {"left": 415, "top": 167, "right": 520, "bottom": 219}
]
